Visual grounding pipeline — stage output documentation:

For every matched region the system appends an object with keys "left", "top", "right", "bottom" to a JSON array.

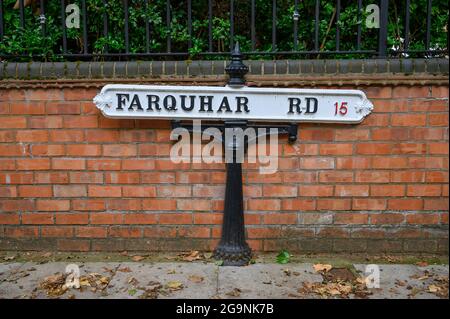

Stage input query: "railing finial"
[{"left": 226, "top": 42, "right": 249, "bottom": 87}]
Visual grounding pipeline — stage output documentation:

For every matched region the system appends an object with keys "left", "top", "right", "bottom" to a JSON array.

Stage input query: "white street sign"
[{"left": 93, "top": 84, "right": 373, "bottom": 123}]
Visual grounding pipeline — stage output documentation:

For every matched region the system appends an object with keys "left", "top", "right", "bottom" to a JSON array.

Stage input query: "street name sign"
[{"left": 93, "top": 84, "right": 374, "bottom": 123}]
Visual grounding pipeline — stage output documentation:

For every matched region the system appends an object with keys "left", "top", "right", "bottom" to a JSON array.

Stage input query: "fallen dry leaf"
[
  {"left": 428, "top": 284, "right": 440, "bottom": 293},
  {"left": 78, "top": 273, "right": 110, "bottom": 291},
  {"left": 182, "top": 250, "right": 203, "bottom": 262},
  {"left": 416, "top": 261, "right": 429, "bottom": 267},
  {"left": 39, "top": 273, "right": 68, "bottom": 296},
  {"left": 385, "top": 255, "right": 397, "bottom": 263},
  {"left": 132, "top": 255, "right": 145, "bottom": 262},
  {"left": 329, "top": 288, "right": 341, "bottom": 295},
  {"left": 102, "top": 267, "right": 114, "bottom": 274},
  {"left": 313, "top": 264, "right": 333, "bottom": 273},
  {"left": 139, "top": 286, "right": 161, "bottom": 299},
  {"left": 166, "top": 281, "right": 183, "bottom": 291},
  {"left": 118, "top": 267, "right": 132, "bottom": 273},
  {"left": 283, "top": 269, "right": 291, "bottom": 276},
  {"left": 323, "top": 268, "right": 356, "bottom": 282},
  {"left": 408, "top": 287, "right": 422, "bottom": 298},
  {"left": 299, "top": 281, "right": 356, "bottom": 298},
  {"left": 429, "top": 276, "right": 449, "bottom": 298},
  {"left": 188, "top": 275, "right": 204, "bottom": 283},
  {"left": 79, "top": 278, "right": 90, "bottom": 287},
  {"left": 128, "top": 277, "right": 139, "bottom": 286},
  {"left": 226, "top": 288, "right": 241, "bottom": 297}
]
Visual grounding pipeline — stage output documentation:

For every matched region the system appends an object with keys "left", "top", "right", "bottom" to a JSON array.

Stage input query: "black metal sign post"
[
  {"left": 94, "top": 49, "right": 372, "bottom": 267},
  {"left": 173, "top": 44, "right": 297, "bottom": 266},
  {"left": 212, "top": 119, "right": 252, "bottom": 266}
]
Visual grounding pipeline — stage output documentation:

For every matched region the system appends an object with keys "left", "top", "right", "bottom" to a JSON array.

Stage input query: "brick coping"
[
  {"left": 0, "top": 59, "right": 448, "bottom": 82},
  {"left": 0, "top": 74, "right": 448, "bottom": 90}
]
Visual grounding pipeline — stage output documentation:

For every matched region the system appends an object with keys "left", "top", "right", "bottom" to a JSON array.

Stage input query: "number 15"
[{"left": 334, "top": 102, "right": 348, "bottom": 116}]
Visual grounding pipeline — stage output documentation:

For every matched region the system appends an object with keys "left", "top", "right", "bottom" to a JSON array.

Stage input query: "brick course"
[{"left": 0, "top": 60, "right": 448, "bottom": 254}]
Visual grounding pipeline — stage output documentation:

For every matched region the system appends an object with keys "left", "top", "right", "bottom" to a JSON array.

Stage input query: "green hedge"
[{"left": 0, "top": 0, "right": 448, "bottom": 61}]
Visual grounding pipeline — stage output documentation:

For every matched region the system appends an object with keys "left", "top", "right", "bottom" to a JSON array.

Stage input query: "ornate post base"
[
  {"left": 213, "top": 161, "right": 252, "bottom": 266},
  {"left": 213, "top": 243, "right": 252, "bottom": 266}
]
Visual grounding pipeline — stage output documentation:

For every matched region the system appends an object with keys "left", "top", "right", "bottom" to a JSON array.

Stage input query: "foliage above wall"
[{"left": 0, "top": 0, "right": 448, "bottom": 61}]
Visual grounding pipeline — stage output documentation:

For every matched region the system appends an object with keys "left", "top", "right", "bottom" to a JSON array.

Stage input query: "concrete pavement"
[{"left": 0, "top": 255, "right": 447, "bottom": 299}]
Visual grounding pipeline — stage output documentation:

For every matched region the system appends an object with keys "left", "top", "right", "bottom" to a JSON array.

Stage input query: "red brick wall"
[{"left": 0, "top": 83, "right": 448, "bottom": 253}]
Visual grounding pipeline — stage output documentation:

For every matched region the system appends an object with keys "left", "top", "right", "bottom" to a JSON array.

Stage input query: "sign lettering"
[{"left": 94, "top": 85, "right": 373, "bottom": 123}]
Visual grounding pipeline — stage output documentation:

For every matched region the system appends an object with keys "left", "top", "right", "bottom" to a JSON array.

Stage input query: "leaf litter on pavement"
[
  {"left": 297, "top": 264, "right": 372, "bottom": 299},
  {"left": 38, "top": 272, "right": 111, "bottom": 297},
  {"left": 409, "top": 269, "right": 448, "bottom": 299},
  {"left": 178, "top": 250, "right": 204, "bottom": 262}
]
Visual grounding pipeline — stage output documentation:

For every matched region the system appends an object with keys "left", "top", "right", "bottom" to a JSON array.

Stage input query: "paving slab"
[
  {"left": 217, "top": 263, "right": 322, "bottom": 299},
  {"left": 0, "top": 262, "right": 64, "bottom": 299},
  {"left": 0, "top": 262, "right": 121, "bottom": 299},
  {"left": 353, "top": 264, "right": 449, "bottom": 299},
  {"left": 0, "top": 263, "right": 23, "bottom": 282},
  {"left": 0, "top": 262, "right": 447, "bottom": 299},
  {"left": 106, "top": 262, "right": 218, "bottom": 299}
]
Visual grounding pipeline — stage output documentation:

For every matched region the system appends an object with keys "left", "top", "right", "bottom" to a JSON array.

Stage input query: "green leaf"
[
  {"left": 128, "top": 288, "right": 137, "bottom": 296},
  {"left": 276, "top": 250, "right": 291, "bottom": 264},
  {"left": 215, "top": 260, "right": 224, "bottom": 266}
]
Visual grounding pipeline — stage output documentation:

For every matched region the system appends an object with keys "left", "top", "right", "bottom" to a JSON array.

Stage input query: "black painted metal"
[
  {"left": 378, "top": 0, "right": 389, "bottom": 57},
  {"left": 314, "top": 0, "right": 320, "bottom": 52},
  {"left": 103, "top": 0, "right": 109, "bottom": 54},
  {"left": 335, "top": 0, "right": 340, "bottom": 51},
  {"left": 166, "top": 0, "right": 171, "bottom": 53},
  {"left": 213, "top": 44, "right": 295, "bottom": 266},
  {"left": 404, "top": 0, "right": 410, "bottom": 52},
  {"left": 124, "top": 0, "right": 129, "bottom": 54},
  {"left": 145, "top": 0, "right": 150, "bottom": 53},
  {"left": 208, "top": 0, "right": 212, "bottom": 52},
  {"left": 18, "top": 0, "right": 24, "bottom": 29},
  {"left": 272, "top": 0, "right": 276, "bottom": 51},
  {"left": 171, "top": 121, "right": 297, "bottom": 145},
  {"left": 213, "top": 120, "right": 252, "bottom": 266},
  {"left": 251, "top": 0, "right": 256, "bottom": 51},
  {"left": 230, "top": 0, "right": 234, "bottom": 51},
  {"left": 187, "top": 0, "right": 192, "bottom": 50},
  {"left": 425, "top": 0, "right": 432, "bottom": 52},
  {"left": 60, "top": 0, "right": 67, "bottom": 54},
  {"left": 171, "top": 44, "right": 297, "bottom": 266},
  {"left": 81, "top": 0, "right": 88, "bottom": 54},
  {"left": 0, "top": 0, "right": 4, "bottom": 40},
  {"left": 293, "top": 0, "right": 299, "bottom": 51},
  {"left": 356, "top": 0, "right": 362, "bottom": 50},
  {"left": 225, "top": 43, "right": 249, "bottom": 87},
  {"left": 39, "top": 0, "right": 45, "bottom": 36}
]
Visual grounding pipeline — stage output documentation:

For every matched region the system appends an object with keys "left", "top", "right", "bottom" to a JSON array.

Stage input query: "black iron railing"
[{"left": 0, "top": 0, "right": 448, "bottom": 61}]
